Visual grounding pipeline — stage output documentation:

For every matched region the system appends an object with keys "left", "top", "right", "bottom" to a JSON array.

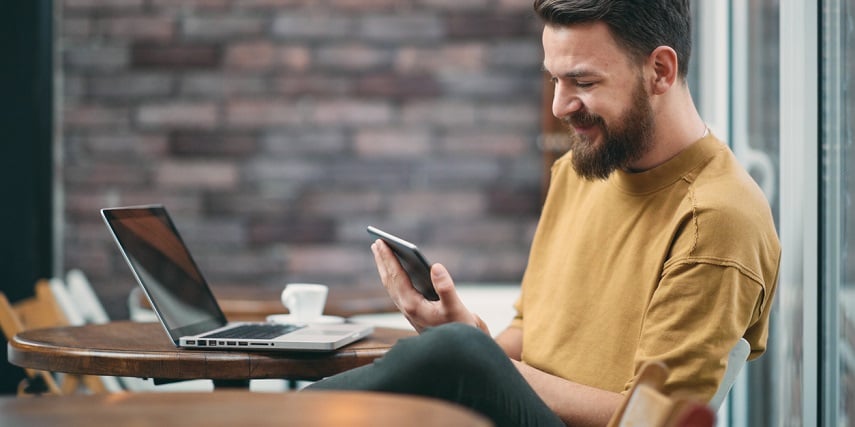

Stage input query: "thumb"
[{"left": 430, "top": 263, "right": 457, "bottom": 299}]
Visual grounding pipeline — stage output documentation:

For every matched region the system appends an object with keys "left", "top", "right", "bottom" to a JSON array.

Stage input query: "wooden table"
[
  {"left": 0, "top": 390, "right": 492, "bottom": 427},
  {"left": 8, "top": 321, "right": 415, "bottom": 382}
]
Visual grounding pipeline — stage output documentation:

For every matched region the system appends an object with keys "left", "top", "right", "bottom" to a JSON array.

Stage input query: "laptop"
[{"left": 101, "top": 205, "right": 373, "bottom": 351}]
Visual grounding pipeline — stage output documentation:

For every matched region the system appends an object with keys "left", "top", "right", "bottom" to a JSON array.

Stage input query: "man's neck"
[{"left": 626, "top": 85, "right": 706, "bottom": 173}]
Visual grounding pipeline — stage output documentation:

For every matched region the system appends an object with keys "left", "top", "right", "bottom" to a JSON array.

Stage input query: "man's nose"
[{"left": 551, "top": 85, "right": 583, "bottom": 119}]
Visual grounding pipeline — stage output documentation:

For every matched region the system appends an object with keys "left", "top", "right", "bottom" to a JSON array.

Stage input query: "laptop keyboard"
[{"left": 200, "top": 323, "right": 303, "bottom": 340}]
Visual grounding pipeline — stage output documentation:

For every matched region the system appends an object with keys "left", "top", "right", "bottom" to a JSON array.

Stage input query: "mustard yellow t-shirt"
[{"left": 511, "top": 134, "right": 780, "bottom": 401}]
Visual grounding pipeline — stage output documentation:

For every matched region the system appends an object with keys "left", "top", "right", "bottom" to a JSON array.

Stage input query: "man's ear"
[{"left": 647, "top": 46, "right": 678, "bottom": 95}]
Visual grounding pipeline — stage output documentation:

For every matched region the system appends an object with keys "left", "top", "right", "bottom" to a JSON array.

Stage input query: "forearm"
[{"left": 512, "top": 359, "right": 623, "bottom": 427}]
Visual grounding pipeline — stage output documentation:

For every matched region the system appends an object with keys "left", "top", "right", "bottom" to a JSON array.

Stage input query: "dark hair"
[{"left": 533, "top": 0, "right": 692, "bottom": 79}]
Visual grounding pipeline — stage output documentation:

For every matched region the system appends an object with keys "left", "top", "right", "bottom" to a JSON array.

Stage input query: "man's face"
[{"left": 542, "top": 23, "right": 655, "bottom": 180}]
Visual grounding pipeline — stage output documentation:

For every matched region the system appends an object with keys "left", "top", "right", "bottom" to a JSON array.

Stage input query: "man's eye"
[{"left": 576, "top": 81, "right": 594, "bottom": 88}]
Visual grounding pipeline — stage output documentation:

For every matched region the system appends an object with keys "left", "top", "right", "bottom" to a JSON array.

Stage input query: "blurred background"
[{"left": 57, "top": 0, "right": 546, "bottom": 318}]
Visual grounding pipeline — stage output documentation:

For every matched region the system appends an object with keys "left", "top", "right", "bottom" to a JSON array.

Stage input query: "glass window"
[{"left": 822, "top": 0, "right": 854, "bottom": 425}]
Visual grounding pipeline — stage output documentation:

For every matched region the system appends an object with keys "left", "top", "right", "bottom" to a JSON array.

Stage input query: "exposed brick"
[
  {"left": 204, "top": 193, "right": 299, "bottom": 216},
  {"left": 277, "top": 46, "right": 312, "bottom": 71},
  {"left": 327, "top": 0, "right": 401, "bottom": 10},
  {"left": 64, "top": 45, "right": 129, "bottom": 70},
  {"left": 416, "top": 0, "right": 489, "bottom": 9},
  {"left": 276, "top": 75, "right": 354, "bottom": 96},
  {"left": 63, "top": 104, "right": 131, "bottom": 129},
  {"left": 414, "top": 158, "right": 502, "bottom": 186},
  {"left": 446, "top": 13, "right": 533, "bottom": 39},
  {"left": 131, "top": 43, "right": 220, "bottom": 69},
  {"left": 64, "top": 163, "right": 151, "bottom": 187},
  {"left": 272, "top": 14, "right": 355, "bottom": 40},
  {"left": 309, "top": 100, "right": 393, "bottom": 126},
  {"left": 156, "top": 161, "right": 239, "bottom": 189},
  {"left": 356, "top": 73, "right": 441, "bottom": 99},
  {"left": 181, "top": 15, "right": 265, "bottom": 39},
  {"left": 358, "top": 14, "right": 444, "bottom": 42},
  {"left": 354, "top": 128, "right": 432, "bottom": 158},
  {"left": 488, "top": 40, "right": 544, "bottom": 69},
  {"left": 395, "top": 44, "right": 486, "bottom": 73},
  {"left": 136, "top": 102, "right": 219, "bottom": 129},
  {"left": 88, "top": 74, "right": 174, "bottom": 99},
  {"left": 99, "top": 16, "right": 176, "bottom": 40},
  {"left": 487, "top": 186, "right": 542, "bottom": 216},
  {"left": 179, "top": 73, "right": 267, "bottom": 97},
  {"left": 439, "top": 72, "right": 537, "bottom": 100},
  {"left": 401, "top": 100, "right": 478, "bottom": 128},
  {"left": 147, "top": 0, "right": 229, "bottom": 10},
  {"left": 388, "top": 191, "right": 487, "bottom": 219},
  {"left": 226, "top": 99, "right": 304, "bottom": 128},
  {"left": 260, "top": 129, "right": 349, "bottom": 155},
  {"left": 316, "top": 44, "right": 394, "bottom": 71},
  {"left": 249, "top": 217, "right": 337, "bottom": 244},
  {"left": 67, "top": 132, "right": 169, "bottom": 160},
  {"left": 285, "top": 245, "right": 371, "bottom": 276},
  {"left": 63, "top": 0, "right": 144, "bottom": 11},
  {"left": 428, "top": 219, "right": 520, "bottom": 245},
  {"left": 169, "top": 131, "right": 258, "bottom": 157},
  {"left": 241, "top": 159, "right": 326, "bottom": 188},
  {"left": 301, "top": 190, "right": 385, "bottom": 216},
  {"left": 477, "top": 101, "right": 542, "bottom": 128},
  {"left": 224, "top": 41, "right": 276, "bottom": 70},
  {"left": 439, "top": 131, "right": 530, "bottom": 157}
]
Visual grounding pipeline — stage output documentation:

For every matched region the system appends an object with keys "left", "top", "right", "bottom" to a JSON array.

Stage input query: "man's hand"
[{"left": 371, "top": 239, "right": 489, "bottom": 335}]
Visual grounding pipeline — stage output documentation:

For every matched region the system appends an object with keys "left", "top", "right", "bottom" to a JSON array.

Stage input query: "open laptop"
[{"left": 101, "top": 205, "right": 373, "bottom": 351}]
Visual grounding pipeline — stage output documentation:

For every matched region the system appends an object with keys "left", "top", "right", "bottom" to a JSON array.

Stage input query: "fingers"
[{"left": 371, "top": 240, "right": 421, "bottom": 302}]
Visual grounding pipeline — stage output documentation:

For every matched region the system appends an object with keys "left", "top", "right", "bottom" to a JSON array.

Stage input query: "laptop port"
[
  {"left": 187, "top": 340, "right": 196, "bottom": 345},
  {"left": 197, "top": 340, "right": 205, "bottom": 346},
  {"left": 227, "top": 341, "right": 236, "bottom": 346},
  {"left": 238, "top": 342, "right": 248, "bottom": 346}
]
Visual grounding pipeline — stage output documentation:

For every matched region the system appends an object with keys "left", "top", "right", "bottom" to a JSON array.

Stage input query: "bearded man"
[{"left": 307, "top": 2, "right": 780, "bottom": 426}]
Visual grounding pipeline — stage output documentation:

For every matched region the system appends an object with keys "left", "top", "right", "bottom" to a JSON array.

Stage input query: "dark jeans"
[{"left": 305, "top": 323, "right": 565, "bottom": 427}]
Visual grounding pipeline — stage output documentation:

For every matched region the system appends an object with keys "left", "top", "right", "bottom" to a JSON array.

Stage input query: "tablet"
[{"left": 366, "top": 226, "right": 439, "bottom": 301}]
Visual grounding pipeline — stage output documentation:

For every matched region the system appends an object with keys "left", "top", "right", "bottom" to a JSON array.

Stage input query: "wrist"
[{"left": 472, "top": 314, "right": 491, "bottom": 336}]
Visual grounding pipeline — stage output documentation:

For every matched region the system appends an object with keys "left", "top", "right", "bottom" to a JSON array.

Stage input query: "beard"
[{"left": 563, "top": 77, "right": 655, "bottom": 180}]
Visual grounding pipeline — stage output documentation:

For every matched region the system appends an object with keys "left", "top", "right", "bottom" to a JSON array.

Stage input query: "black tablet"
[{"left": 366, "top": 226, "right": 439, "bottom": 301}]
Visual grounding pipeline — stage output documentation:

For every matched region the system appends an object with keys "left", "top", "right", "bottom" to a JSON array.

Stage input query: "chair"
[
  {"left": 0, "top": 280, "right": 110, "bottom": 395},
  {"left": 709, "top": 337, "right": 751, "bottom": 410},
  {"left": 606, "top": 361, "right": 716, "bottom": 427},
  {"left": 65, "top": 269, "right": 110, "bottom": 324}
]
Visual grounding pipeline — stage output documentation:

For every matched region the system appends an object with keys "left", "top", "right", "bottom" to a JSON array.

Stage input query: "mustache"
[{"left": 562, "top": 110, "right": 605, "bottom": 130}]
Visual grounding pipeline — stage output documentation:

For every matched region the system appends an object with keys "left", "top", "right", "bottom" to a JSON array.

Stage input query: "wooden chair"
[
  {"left": 0, "top": 280, "right": 109, "bottom": 396},
  {"left": 606, "top": 361, "right": 716, "bottom": 427}
]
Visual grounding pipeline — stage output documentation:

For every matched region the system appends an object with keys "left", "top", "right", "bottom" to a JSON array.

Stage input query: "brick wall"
[{"left": 59, "top": 0, "right": 546, "bottom": 318}]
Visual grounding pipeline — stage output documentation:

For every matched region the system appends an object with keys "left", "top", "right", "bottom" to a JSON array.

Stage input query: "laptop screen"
[{"left": 102, "top": 205, "right": 227, "bottom": 343}]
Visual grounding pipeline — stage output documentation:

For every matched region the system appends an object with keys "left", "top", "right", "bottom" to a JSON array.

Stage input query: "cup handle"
[{"left": 281, "top": 288, "right": 296, "bottom": 312}]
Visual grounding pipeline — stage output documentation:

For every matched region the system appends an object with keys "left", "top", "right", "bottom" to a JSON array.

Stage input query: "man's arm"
[
  {"left": 495, "top": 326, "right": 623, "bottom": 426},
  {"left": 514, "top": 361, "right": 623, "bottom": 427}
]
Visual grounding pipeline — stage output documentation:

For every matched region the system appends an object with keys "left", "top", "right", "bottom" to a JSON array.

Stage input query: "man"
[{"left": 307, "top": 1, "right": 780, "bottom": 426}]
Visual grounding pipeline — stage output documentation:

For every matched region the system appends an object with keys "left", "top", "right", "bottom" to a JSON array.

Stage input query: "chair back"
[
  {"left": 708, "top": 338, "right": 751, "bottom": 410},
  {"left": 0, "top": 281, "right": 68, "bottom": 395},
  {"left": 1, "top": 280, "right": 117, "bottom": 395},
  {"left": 607, "top": 361, "right": 715, "bottom": 427},
  {"left": 66, "top": 269, "right": 110, "bottom": 324}
]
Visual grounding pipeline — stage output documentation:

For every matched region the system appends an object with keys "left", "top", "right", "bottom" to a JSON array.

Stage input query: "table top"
[
  {"left": 8, "top": 321, "right": 415, "bottom": 381},
  {"left": 0, "top": 390, "right": 492, "bottom": 427}
]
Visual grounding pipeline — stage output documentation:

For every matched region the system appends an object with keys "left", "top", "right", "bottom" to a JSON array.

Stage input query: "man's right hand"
[{"left": 371, "top": 239, "right": 489, "bottom": 335}]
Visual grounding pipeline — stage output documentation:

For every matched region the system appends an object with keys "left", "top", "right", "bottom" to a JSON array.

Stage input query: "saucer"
[{"left": 266, "top": 314, "right": 345, "bottom": 325}]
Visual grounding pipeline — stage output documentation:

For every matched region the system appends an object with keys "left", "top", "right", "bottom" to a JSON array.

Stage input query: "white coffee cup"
[{"left": 280, "top": 283, "right": 328, "bottom": 322}]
